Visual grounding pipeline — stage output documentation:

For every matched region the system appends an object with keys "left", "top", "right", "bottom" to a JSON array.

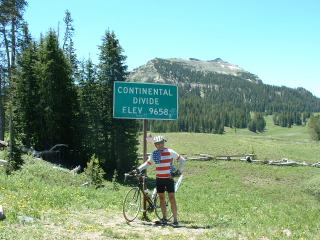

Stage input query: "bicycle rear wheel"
[
  {"left": 123, "top": 187, "right": 141, "bottom": 222},
  {"left": 154, "top": 193, "right": 173, "bottom": 221}
]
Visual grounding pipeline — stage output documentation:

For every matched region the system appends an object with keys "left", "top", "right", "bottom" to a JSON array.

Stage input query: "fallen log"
[
  {"left": 0, "top": 140, "right": 8, "bottom": 147},
  {"left": 216, "top": 153, "right": 255, "bottom": 159},
  {"left": 267, "top": 159, "right": 309, "bottom": 167},
  {"left": 311, "top": 162, "right": 320, "bottom": 168},
  {"left": 216, "top": 156, "right": 232, "bottom": 160},
  {"left": 71, "top": 165, "right": 81, "bottom": 175},
  {"left": 188, "top": 156, "right": 212, "bottom": 161},
  {"left": 268, "top": 160, "right": 299, "bottom": 166},
  {"left": 81, "top": 181, "right": 90, "bottom": 187},
  {"left": 0, "top": 159, "right": 7, "bottom": 166},
  {"left": 187, "top": 154, "right": 212, "bottom": 161},
  {"left": 242, "top": 158, "right": 311, "bottom": 167},
  {"left": 199, "top": 154, "right": 213, "bottom": 159},
  {"left": 240, "top": 158, "right": 267, "bottom": 164},
  {"left": 52, "top": 165, "right": 81, "bottom": 174}
]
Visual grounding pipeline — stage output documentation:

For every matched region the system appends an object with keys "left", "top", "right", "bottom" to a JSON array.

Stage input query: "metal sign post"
[{"left": 142, "top": 119, "right": 148, "bottom": 219}]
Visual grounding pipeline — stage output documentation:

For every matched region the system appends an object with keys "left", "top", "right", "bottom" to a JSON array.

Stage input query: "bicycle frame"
[
  {"left": 125, "top": 173, "right": 183, "bottom": 202},
  {"left": 138, "top": 175, "right": 154, "bottom": 207},
  {"left": 123, "top": 172, "right": 184, "bottom": 222},
  {"left": 124, "top": 173, "right": 154, "bottom": 206}
]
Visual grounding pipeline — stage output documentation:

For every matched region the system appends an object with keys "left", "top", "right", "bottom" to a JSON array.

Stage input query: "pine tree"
[
  {"left": 78, "top": 58, "right": 103, "bottom": 160},
  {"left": 14, "top": 29, "right": 42, "bottom": 148},
  {"left": 248, "top": 112, "right": 265, "bottom": 133},
  {"left": 97, "top": 30, "right": 139, "bottom": 176},
  {"left": 256, "top": 113, "right": 266, "bottom": 132},
  {"left": 37, "top": 31, "right": 78, "bottom": 162},
  {"left": 248, "top": 118, "right": 257, "bottom": 133},
  {"left": 62, "top": 9, "right": 78, "bottom": 81},
  {"left": 0, "top": 63, "right": 5, "bottom": 140},
  {"left": 0, "top": 0, "right": 27, "bottom": 171}
]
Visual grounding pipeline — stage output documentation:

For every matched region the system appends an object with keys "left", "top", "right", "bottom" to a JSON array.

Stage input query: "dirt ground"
[{"left": 40, "top": 209, "right": 209, "bottom": 240}]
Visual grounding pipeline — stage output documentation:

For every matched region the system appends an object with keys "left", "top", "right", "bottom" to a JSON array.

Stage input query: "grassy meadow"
[
  {"left": 148, "top": 116, "right": 320, "bottom": 163},
  {"left": 1, "top": 116, "right": 320, "bottom": 239}
]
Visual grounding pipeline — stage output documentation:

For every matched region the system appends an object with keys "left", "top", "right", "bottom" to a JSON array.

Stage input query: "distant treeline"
[{"left": 272, "top": 112, "right": 311, "bottom": 127}]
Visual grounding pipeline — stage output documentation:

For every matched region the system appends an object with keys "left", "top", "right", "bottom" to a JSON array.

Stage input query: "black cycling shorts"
[{"left": 156, "top": 178, "right": 175, "bottom": 193}]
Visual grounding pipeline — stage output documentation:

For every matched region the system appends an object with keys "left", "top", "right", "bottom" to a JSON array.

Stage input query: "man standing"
[{"left": 137, "top": 135, "right": 186, "bottom": 226}]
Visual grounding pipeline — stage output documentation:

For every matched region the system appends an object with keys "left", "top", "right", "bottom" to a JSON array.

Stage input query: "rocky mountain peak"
[{"left": 129, "top": 57, "right": 262, "bottom": 84}]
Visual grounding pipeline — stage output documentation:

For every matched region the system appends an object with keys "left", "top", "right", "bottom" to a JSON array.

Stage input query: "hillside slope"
[
  {"left": 129, "top": 58, "right": 320, "bottom": 133},
  {"left": 129, "top": 58, "right": 320, "bottom": 112}
]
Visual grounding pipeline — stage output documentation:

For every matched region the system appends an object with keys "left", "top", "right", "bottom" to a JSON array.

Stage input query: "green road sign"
[{"left": 113, "top": 81, "right": 178, "bottom": 120}]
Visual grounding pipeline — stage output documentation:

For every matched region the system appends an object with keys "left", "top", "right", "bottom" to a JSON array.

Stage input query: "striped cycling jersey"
[{"left": 147, "top": 148, "right": 181, "bottom": 178}]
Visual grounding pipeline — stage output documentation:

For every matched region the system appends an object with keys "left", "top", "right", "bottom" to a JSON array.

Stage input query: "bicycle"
[{"left": 122, "top": 171, "right": 183, "bottom": 222}]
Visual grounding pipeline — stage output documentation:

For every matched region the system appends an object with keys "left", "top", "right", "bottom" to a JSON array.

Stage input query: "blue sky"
[{"left": 25, "top": 0, "right": 320, "bottom": 97}]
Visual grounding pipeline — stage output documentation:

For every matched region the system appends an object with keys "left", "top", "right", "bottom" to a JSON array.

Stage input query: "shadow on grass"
[
  {"left": 127, "top": 219, "right": 213, "bottom": 230},
  {"left": 179, "top": 221, "right": 213, "bottom": 229}
]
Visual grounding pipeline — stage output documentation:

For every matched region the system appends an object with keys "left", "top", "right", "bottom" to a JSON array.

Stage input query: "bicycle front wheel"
[{"left": 123, "top": 187, "right": 141, "bottom": 222}]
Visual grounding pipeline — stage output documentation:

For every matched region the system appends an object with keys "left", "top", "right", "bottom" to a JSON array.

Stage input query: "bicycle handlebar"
[{"left": 124, "top": 171, "right": 145, "bottom": 182}]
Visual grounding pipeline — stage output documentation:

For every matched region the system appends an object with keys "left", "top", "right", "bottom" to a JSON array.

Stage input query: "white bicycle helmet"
[{"left": 153, "top": 135, "right": 167, "bottom": 143}]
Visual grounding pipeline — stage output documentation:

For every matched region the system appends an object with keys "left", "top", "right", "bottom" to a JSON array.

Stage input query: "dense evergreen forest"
[
  {"left": 0, "top": 1, "right": 138, "bottom": 176},
  {"left": 130, "top": 58, "right": 320, "bottom": 133}
]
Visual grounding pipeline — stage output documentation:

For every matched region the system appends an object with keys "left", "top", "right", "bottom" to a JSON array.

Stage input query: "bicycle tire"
[
  {"left": 123, "top": 187, "right": 141, "bottom": 222},
  {"left": 154, "top": 193, "right": 173, "bottom": 221}
]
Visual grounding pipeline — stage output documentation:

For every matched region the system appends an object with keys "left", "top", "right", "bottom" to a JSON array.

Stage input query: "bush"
[
  {"left": 84, "top": 154, "right": 105, "bottom": 188},
  {"left": 304, "top": 175, "right": 320, "bottom": 199},
  {"left": 308, "top": 115, "right": 320, "bottom": 140},
  {"left": 112, "top": 169, "right": 119, "bottom": 191},
  {"left": 4, "top": 143, "right": 23, "bottom": 175}
]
